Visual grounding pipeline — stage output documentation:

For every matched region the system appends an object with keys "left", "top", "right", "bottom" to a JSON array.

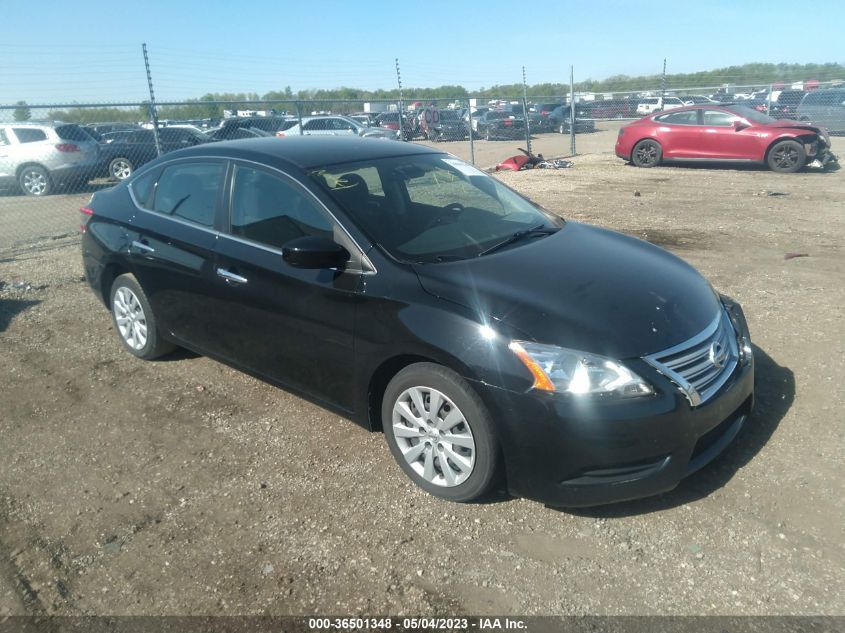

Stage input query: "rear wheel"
[
  {"left": 109, "top": 157, "right": 133, "bottom": 181},
  {"left": 18, "top": 165, "right": 52, "bottom": 196},
  {"left": 382, "top": 363, "right": 502, "bottom": 502},
  {"left": 109, "top": 274, "right": 174, "bottom": 360},
  {"left": 631, "top": 139, "right": 662, "bottom": 167},
  {"left": 767, "top": 140, "right": 805, "bottom": 173}
]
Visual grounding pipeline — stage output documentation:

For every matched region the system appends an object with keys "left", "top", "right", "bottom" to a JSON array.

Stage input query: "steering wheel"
[{"left": 425, "top": 202, "right": 465, "bottom": 230}]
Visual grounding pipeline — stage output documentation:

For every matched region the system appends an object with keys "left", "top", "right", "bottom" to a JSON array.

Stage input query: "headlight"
[{"left": 508, "top": 341, "right": 653, "bottom": 398}]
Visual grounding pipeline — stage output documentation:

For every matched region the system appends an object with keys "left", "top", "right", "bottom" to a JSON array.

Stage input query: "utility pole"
[
  {"left": 661, "top": 58, "right": 667, "bottom": 101},
  {"left": 522, "top": 66, "right": 531, "bottom": 154},
  {"left": 142, "top": 43, "right": 162, "bottom": 157}
]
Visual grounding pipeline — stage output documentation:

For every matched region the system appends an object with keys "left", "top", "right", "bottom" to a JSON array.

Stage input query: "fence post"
[
  {"left": 569, "top": 66, "right": 576, "bottom": 156},
  {"left": 468, "top": 99, "right": 475, "bottom": 165},
  {"left": 141, "top": 43, "right": 162, "bottom": 158},
  {"left": 767, "top": 83, "right": 773, "bottom": 115},
  {"left": 522, "top": 66, "right": 532, "bottom": 154},
  {"left": 295, "top": 102, "right": 303, "bottom": 135}
]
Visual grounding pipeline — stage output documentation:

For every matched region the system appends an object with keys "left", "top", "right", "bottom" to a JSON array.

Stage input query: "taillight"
[
  {"left": 56, "top": 143, "right": 80, "bottom": 152},
  {"left": 79, "top": 206, "right": 94, "bottom": 233},
  {"left": 275, "top": 131, "right": 285, "bottom": 137}
]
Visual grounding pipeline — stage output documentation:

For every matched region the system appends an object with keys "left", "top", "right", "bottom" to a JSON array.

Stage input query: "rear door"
[
  {"left": 211, "top": 162, "right": 365, "bottom": 410},
  {"left": 653, "top": 110, "right": 705, "bottom": 158},
  {"left": 0, "top": 128, "right": 13, "bottom": 187},
  {"left": 125, "top": 159, "right": 226, "bottom": 351}
]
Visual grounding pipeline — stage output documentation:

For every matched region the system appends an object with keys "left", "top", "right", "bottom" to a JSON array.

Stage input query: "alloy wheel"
[
  {"left": 113, "top": 286, "right": 148, "bottom": 350},
  {"left": 634, "top": 142, "right": 660, "bottom": 166},
  {"left": 772, "top": 145, "right": 799, "bottom": 170},
  {"left": 111, "top": 159, "right": 132, "bottom": 180},
  {"left": 22, "top": 169, "right": 48, "bottom": 195}
]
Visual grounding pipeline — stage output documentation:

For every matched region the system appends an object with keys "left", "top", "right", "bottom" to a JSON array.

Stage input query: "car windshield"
[
  {"left": 724, "top": 105, "right": 776, "bottom": 124},
  {"left": 309, "top": 153, "right": 562, "bottom": 263}
]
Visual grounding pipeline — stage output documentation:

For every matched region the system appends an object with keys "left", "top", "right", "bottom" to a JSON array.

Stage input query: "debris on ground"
[
  {"left": 754, "top": 190, "right": 789, "bottom": 197},
  {"left": 784, "top": 252, "right": 810, "bottom": 260},
  {"left": 496, "top": 148, "right": 572, "bottom": 171}
]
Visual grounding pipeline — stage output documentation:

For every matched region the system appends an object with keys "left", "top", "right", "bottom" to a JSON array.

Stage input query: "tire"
[
  {"left": 109, "top": 273, "right": 175, "bottom": 360},
  {"left": 427, "top": 130, "right": 439, "bottom": 142},
  {"left": 18, "top": 165, "right": 52, "bottom": 196},
  {"left": 767, "top": 139, "right": 805, "bottom": 173},
  {"left": 631, "top": 139, "right": 662, "bottom": 168},
  {"left": 485, "top": 128, "right": 492, "bottom": 141},
  {"left": 382, "top": 363, "right": 502, "bottom": 502},
  {"left": 109, "top": 157, "right": 134, "bottom": 181}
]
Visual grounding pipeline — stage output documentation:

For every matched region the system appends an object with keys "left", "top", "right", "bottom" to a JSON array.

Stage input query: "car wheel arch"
[
  {"left": 15, "top": 162, "right": 50, "bottom": 180},
  {"left": 763, "top": 134, "right": 815, "bottom": 163},
  {"left": 99, "top": 262, "right": 132, "bottom": 308},
  {"left": 366, "top": 351, "right": 482, "bottom": 432}
]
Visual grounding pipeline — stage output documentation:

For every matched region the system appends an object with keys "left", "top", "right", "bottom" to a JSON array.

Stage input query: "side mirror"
[
  {"left": 733, "top": 120, "right": 749, "bottom": 131},
  {"left": 282, "top": 236, "right": 350, "bottom": 269}
]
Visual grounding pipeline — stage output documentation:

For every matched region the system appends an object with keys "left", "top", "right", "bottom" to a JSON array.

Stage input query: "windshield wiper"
[{"left": 477, "top": 224, "right": 559, "bottom": 257}]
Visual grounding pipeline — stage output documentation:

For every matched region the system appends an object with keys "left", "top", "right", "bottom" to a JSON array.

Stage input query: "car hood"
[
  {"left": 412, "top": 222, "right": 721, "bottom": 359},
  {"left": 764, "top": 119, "right": 830, "bottom": 142}
]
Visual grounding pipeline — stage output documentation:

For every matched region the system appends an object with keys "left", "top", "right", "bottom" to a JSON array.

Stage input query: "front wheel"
[
  {"left": 109, "top": 157, "right": 134, "bottom": 181},
  {"left": 110, "top": 274, "right": 175, "bottom": 360},
  {"left": 383, "top": 363, "right": 502, "bottom": 502},
  {"left": 631, "top": 139, "right": 662, "bottom": 168},
  {"left": 767, "top": 140, "right": 805, "bottom": 173}
]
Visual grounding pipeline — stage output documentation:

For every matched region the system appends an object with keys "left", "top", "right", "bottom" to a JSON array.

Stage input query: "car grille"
[{"left": 643, "top": 309, "right": 739, "bottom": 407}]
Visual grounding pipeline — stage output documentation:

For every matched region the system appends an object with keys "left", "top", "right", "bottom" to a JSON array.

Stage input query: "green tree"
[{"left": 13, "top": 101, "right": 31, "bottom": 121}]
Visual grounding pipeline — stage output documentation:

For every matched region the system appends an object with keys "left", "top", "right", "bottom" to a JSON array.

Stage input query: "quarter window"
[
  {"left": 0, "top": 129, "right": 9, "bottom": 146},
  {"left": 230, "top": 165, "right": 333, "bottom": 249},
  {"left": 151, "top": 162, "right": 223, "bottom": 227}
]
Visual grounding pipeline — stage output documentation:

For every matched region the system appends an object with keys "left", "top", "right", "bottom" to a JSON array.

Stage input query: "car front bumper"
[{"left": 473, "top": 313, "right": 755, "bottom": 507}]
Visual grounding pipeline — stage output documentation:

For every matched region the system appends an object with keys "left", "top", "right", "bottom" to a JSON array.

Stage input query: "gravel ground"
[{"left": 0, "top": 142, "right": 843, "bottom": 617}]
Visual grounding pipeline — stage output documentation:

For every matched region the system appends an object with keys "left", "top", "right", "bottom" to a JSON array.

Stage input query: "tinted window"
[
  {"left": 127, "top": 130, "right": 154, "bottom": 143},
  {"left": 13, "top": 128, "right": 48, "bottom": 143},
  {"left": 703, "top": 110, "right": 739, "bottom": 126},
  {"left": 230, "top": 166, "right": 332, "bottom": 248},
  {"left": 130, "top": 170, "right": 158, "bottom": 208},
  {"left": 152, "top": 162, "right": 223, "bottom": 227},
  {"left": 56, "top": 124, "right": 93, "bottom": 142},
  {"left": 304, "top": 119, "right": 329, "bottom": 131},
  {"left": 656, "top": 111, "right": 699, "bottom": 125}
]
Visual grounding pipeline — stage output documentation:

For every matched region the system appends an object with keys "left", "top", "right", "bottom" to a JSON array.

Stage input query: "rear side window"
[
  {"left": 303, "top": 119, "right": 329, "bottom": 131},
  {"left": 13, "top": 128, "right": 48, "bottom": 143},
  {"left": 656, "top": 111, "right": 699, "bottom": 125},
  {"left": 56, "top": 124, "right": 92, "bottom": 142},
  {"left": 130, "top": 170, "right": 159, "bottom": 208},
  {"left": 152, "top": 162, "right": 223, "bottom": 227},
  {"left": 230, "top": 165, "right": 333, "bottom": 248}
]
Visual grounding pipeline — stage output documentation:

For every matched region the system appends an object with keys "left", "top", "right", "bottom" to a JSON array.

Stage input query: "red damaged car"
[{"left": 615, "top": 104, "right": 838, "bottom": 173}]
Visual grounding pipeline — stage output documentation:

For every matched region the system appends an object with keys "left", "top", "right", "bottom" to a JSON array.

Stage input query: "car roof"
[{"left": 169, "top": 136, "right": 442, "bottom": 170}]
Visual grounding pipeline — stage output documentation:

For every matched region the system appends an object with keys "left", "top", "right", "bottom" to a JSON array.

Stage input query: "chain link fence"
[{"left": 2, "top": 78, "right": 844, "bottom": 249}]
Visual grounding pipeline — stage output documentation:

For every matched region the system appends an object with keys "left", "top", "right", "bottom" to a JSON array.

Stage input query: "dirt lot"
[{"left": 0, "top": 137, "right": 843, "bottom": 617}]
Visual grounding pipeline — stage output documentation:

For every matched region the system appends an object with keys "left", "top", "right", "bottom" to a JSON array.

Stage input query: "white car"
[
  {"left": 276, "top": 116, "right": 398, "bottom": 140},
  {"left": 636, "top": 97, "right": 685, "bottom": 115}
]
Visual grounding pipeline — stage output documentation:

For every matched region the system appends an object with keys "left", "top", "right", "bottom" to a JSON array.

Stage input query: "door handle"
[
  {"left": 130, "top": 240, "right": 155, "bottom": 254},
  {"left": 216, "top": 268, "right": 248, "bottom": 285}
]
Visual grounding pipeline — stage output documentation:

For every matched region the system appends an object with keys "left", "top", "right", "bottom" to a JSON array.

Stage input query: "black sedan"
[
  {"left": 548, "top": 105, "right": 597, "bottom": 134},
  {"left": 80, "top": 137, "right": 754, "bottom": 507},
  {"left": 473, "top": 111, "right": 526, "bottom": 140},
  {"left": 100, "top": 127, "right": 211, "bottom": 181}
]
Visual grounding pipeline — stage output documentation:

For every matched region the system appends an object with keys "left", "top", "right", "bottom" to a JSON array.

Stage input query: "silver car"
[
  {"left": 797, "top": 88, "right": 845, "bottom": 134},
  {"left": 0, "top": 122, "right": 100, "bottom": 196},
  {"left": 277, "top": 115, "right": 398, "bottom": 140}
]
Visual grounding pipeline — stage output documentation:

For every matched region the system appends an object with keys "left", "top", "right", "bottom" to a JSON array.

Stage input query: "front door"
[
  {"left": 699, "top": 110, "right": 759, "bottom": 160},
  {"left": 210, "top": 162, "right": 363, "bottom": 411}
]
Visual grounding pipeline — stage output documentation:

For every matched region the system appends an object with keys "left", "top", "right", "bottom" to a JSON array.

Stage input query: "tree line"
[{"left": 11, "top": 62, "right": 843, "bottom": 123}]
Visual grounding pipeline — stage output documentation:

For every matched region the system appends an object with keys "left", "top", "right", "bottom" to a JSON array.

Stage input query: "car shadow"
[
  {"left": 626, "top": 161, "right": 836, "bottom": 174},
  {"left": 0, "top": 298, "right": 41, "bottom": 333},
  {"left": 550, "top": 344, "right": 793, "bottom": 517}
]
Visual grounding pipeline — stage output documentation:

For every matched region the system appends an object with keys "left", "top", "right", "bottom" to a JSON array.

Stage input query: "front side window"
[
  {"left": 230, "top": 165, "right": 333, "bottom": 249},
  {"left": 12, "top": 128, "right": 48, "bottom": 143},
  {"left": 311, "top": 154, "right": 562, "bottom": 263},
  {"left": 703, "top": 110, "right": 740, "bottom": 126},
  {"left": 152, "top": 162, "right": 223, "bottom": 227}
]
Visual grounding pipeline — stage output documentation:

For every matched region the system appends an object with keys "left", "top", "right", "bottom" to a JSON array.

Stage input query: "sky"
[{"left": 1, "top": 0, "right": 844, "bottom": 105}]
